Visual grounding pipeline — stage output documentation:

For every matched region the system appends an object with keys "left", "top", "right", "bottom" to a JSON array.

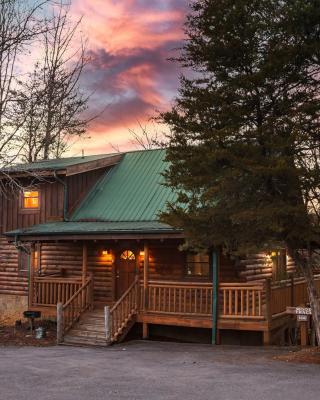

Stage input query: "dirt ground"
[
  {"left": 275, "top": 346, "right": 320, "bottom": 364},
  {"left": 0, "top": 321, "right": 56, "bottom": 346},
  {"left": 1, "top": 322, "right": 320, "bottom": 364}
]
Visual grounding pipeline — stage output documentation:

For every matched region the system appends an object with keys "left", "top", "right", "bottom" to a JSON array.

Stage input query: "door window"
[{"left": 120, "top": 250, "right": 135, "bottom": 260}]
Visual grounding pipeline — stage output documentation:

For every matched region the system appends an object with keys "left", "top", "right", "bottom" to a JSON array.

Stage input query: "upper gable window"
[{"left": 22, "top": 190, "right": 40, "bottom": 209}]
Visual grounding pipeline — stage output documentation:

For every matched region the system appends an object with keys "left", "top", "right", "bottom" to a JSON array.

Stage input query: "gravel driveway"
[{"left": 1, "top": 341, "right": 319, "bottom": 400}]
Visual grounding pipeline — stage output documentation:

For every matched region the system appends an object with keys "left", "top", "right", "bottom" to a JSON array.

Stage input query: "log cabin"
[{"left": 0, "top": 148, "right": 319, "bottom": 346}]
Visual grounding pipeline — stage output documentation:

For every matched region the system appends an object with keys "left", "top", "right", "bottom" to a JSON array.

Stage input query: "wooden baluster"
[
  {"left": 223, "top": 289, "right": 226, "bottom": 315},
  {"left": 246, "top": 290, "right": 249, "bottom": 316},
  {"left": 241, "top": 290, "right": 244, "bottom": 316},
  {"left": 235, "top": 289, "right": 238, "bottom": 315},
  {"left": 252, "top": 290, "right": 255, "bottom": 316},
  {"left": 194, "top": 288, "right": 197, "bottom": 313},
  {"left": 162, "top": 287, "right": 164, "bottom": 312},
  {"left": 45, "top": 282, "right": 48, "bottom": 305},
  {"left": 184, "top": 288, "right": 187, "bottom": 313},
  {"left": 228, "top": 290, "right": 232, "bottom": 315},
  {"left": 258, "top": 290, "right": 262, "bottom": 316},
  {"left": 205, "top": 288, "right": 208, "bottom": 314}
]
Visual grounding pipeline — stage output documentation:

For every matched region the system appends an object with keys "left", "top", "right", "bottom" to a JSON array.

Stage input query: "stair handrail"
[
  {"left": 107, "top": 276, "right": 139, "bottom": 343},
  {"left": 57, "top": 276, "right": 93, "bottom": 343}
]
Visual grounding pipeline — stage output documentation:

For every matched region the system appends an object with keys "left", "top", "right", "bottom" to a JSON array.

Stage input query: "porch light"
[
  {"left": 102, "top": 249, "right": 110, "bottom": 256},
  {"left": 139, "top": 251, "right": 145, "bottom": 257}
]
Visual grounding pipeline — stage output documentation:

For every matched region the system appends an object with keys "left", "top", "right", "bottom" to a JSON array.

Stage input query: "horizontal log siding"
[
  {"left": 238, "top": 253, "right": 296, "bottom": 281},
  {"left": 0, "top": 179, "right": 64, "bottom": 234},
  {"left": 0, "top": 236, "right": 27, "bottom": 295},
  {"left": 138, "top": 246, "right": 189, "bottom": 281},
  {"left": 40, "top": 242, "right": 112, "bottom": 304},
  {"left": 0, "top": 168, "right": 109, "bottom": 298},
  {"left": 88, "top": 245, "right": 113, "bottom": 304},
  {"left": 219, "top": 253, "right": 241, "bottom": 283}
]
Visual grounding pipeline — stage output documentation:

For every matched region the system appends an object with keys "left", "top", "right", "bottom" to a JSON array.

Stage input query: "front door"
[{"left": 116, "top": 250, "right": 136, "bottom": 299}]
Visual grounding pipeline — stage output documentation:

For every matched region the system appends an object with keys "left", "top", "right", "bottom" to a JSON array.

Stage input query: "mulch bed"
[
  {"left": 275, "top": 347, "right": 320, "bottom": 364},
  {"left": 0, "top": 321, "right": 56, "bottom": 346}
]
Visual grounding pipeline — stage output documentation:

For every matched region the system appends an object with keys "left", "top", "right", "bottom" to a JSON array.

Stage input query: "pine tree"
[{"left": 161, "top": 0, "right": 320, "bottom": 343}]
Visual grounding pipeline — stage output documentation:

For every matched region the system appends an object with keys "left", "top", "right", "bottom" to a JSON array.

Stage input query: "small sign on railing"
[{"left": 286, "top": 306, "right": 312, "bottom": 315}]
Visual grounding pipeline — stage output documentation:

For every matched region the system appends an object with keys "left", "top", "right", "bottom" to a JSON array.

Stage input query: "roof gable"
[
  {"left": 1, "top": 153, "right": 122, "bottom": 176},
  {"left": 71, "top": 149, "right": 177, "bottom": 222}
]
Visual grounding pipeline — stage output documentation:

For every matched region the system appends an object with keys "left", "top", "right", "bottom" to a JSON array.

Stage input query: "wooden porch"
[{"left": 28, "top": 268, "right": 320, "bottom": 345}]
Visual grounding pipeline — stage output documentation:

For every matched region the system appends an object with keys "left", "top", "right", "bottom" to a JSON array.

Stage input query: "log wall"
[
  {"left": 0, "top": 236, "right": 27, "bottom": 296},
  {"left": 238, "top": 252, "right": 296, "bottom": 281},
  {"left": 0, "top": 167, "right": 110, "bottom": 299},
  {"left": 40, "top": 242, "right": 113, "bottom": 305},
  {"left": 139, "top": 245, "right": 186, "bottom": 281}
]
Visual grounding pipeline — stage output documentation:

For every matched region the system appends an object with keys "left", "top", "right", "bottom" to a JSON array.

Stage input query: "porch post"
[
  {"left": 143, "top": 241, "right": 149, "bottom": 339},
  {"left": 28, "top": 244, "right": 35, "bottom": 308},
  {"left": 82, "top": 242, "right": 88, "bottom": 285},
  {"left": 263, "top": 279, "right": 272, "bottom": 345},
  {"left": 211, "top": 250, "right": 218, "bottom": 345},
  {"left": 57, "top": 302, "right": 63, "bottom": 344}
]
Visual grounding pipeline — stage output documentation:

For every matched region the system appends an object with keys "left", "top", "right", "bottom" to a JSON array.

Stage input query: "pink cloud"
[{"left": 68, "top": 0, "right": 188, "bottom": 155}]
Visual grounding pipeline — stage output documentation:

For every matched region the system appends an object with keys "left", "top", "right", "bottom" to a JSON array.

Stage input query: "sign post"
[{"left": 286, "top": 306, "right": 311, "bottom": 345}]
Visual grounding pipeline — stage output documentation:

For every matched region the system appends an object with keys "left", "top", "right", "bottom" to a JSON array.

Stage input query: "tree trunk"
[{"left": 288, "top": 247, "right": 320, "bottom": 345}]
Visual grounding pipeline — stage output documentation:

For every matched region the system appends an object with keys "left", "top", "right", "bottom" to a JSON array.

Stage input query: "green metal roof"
[
  {"left": 5, "top": 149, "right": 182, "bottom": 238},
  {"left": 6, "top": 221, "right": 179, "bottom": 237},
  {"left": 71, "top": 149, "right": 177, "bottom": 222},
  {"left": 2, "top": 154, "right": 118, "bottom": 172}
]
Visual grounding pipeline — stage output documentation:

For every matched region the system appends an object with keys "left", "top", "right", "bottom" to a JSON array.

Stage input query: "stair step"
[
  {"left": 74, "top": 325, "right": 105, "bottom": 332},
  {"left": 69, "top": 329, "right": 106, "bottom": 339},
  {"left": 80, "top": 317, "right": 105, "bottom": 323},
  {"left": 76, "top": 321, "right": 105, "bottom": 327},
  {"left": 63, "top": 335, "right": 109, "bottom": 347},
  {"left": 60, "top": 306, "right": 135, "bottom": 347},
  {"left": 78, "top": 319, "right": 105, "bottom": 324}
]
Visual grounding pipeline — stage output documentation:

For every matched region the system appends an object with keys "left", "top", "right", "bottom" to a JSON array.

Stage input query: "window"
[
  {"left": 18, "top": 249, "right": 29, "bottom": 275},
  {"left": 271, "top": 249, "right": 287, "bottom": 281},
  {"left": 120, "top": 250, "right": 135, "bottom": 260},
  {"left": 18, "top": 246, "right": 39, "bottom": 275},
  {"left": 186, "top": 253, "right": 210, "bottom": 278},
  {"left": 22, "top": 189, "right": 40, "bottom": 209}
]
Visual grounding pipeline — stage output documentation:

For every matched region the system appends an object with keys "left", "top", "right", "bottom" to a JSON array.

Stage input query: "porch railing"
[
  {"left": 145, "top": 281, "right": 213, "bottom": 316},
  {"left": 219, "top": 282, "right": 265, "bottom": 319},
  {"left": 57, "top": 276, "right": 93, "bottom": 342},
  {"left": 108, "top": 276, "right": 139, "bottom": 342},
  {"left": 31, "top": 276, "right": 82, "bottom": 307},
  {"left": 270, "top": 274, "right": 320, "bottom": 316}
]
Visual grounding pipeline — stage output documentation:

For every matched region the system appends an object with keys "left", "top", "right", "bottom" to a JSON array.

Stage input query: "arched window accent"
[{"left": 120, "top": 250, "right": 135, "bottom": 260}]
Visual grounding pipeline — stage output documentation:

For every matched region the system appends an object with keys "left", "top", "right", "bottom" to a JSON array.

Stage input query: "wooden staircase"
[
  {"left": 63, "top": 309, "right": 109, "bottom": 347},
  {"left": 59, "top": 277, "right": 140, "bottom": 347}
]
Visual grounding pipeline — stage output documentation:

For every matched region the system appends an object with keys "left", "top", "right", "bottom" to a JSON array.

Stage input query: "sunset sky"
[{"left": 68, "top": 0, "right": 188, "bottom": 155}]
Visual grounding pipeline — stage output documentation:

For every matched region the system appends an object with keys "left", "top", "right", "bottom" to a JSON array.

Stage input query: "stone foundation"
[{"left": 0, "top": 294, "right": 28, "bottom": 326}]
